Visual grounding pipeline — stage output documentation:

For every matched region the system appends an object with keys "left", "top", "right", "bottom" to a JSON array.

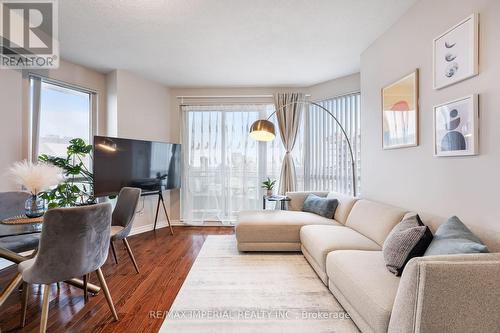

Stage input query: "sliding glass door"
[{"left": 181, "top": 104, "right": 281, "bottom": 224}]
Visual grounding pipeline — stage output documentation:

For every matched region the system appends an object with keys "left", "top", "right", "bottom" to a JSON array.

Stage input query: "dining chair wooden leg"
[
  {"left": 0, "top": 273, "right": 22, "bottom": 308},
  {"left": 110, "top": 241, "right": 118, "bottom": 264},
  {"left": 95, "top": 268, "right": 118, "bottom": 321},
  {"left": 39, "top": 284, "right": 50, "bottom": 333},
  {"left": 20, "top": 282, "right": 29, "bottom": 327},
  {"left": 122, "top": 238, "right": 139, "bottom": 274},
  {"left": 83, "top": 274, "right": 89, "bottom": 302},
  {"left": 28, "top": 247, "right": 38, "bottom": 259}
]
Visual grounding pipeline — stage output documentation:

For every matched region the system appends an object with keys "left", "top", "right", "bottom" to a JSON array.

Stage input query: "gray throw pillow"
[
  {"left": 302, "top": 194, "right": 339, "bottom": 219},
  {"left": 383, "top": 214, "right": 433, "bottom": 276},
  {"left": 424, "top": 216, "right": 488, "bottom": 256}
]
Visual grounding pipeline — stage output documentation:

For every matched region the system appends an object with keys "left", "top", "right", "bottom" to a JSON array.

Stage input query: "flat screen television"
[{"left": 93, "top": 136, "right": 181, "bottom": 197}]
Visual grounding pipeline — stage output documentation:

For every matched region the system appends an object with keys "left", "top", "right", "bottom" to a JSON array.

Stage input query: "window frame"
[{"left": 28, "top": 74, "right": 98, "bottom": 162}]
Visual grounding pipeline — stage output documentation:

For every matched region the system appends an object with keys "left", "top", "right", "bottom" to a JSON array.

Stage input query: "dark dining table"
[
  {"left": 0, "top": 217, "right": 101, "bottom": 307},
  {"left": 0, "top": 218, "right": 43, "bottom": 263},
  {"left": 0, "top": 221, "right": 42, "bottom": 237}
]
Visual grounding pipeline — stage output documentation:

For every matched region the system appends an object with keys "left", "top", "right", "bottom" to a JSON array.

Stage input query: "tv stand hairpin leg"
[{"left": 153, "top": 191, "right": 174, "bottom": 235}]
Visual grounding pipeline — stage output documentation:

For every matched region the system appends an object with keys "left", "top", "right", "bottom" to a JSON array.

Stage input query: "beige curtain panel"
[{"left": 275, "top": 92, "right": 305, "bottom": 194}]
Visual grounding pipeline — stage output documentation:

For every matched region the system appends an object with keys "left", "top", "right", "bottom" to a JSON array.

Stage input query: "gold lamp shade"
[{"left": 249, "top": 119, "right": 276, "bottom": 141}]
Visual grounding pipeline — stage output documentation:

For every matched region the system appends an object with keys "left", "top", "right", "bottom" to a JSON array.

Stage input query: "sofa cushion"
[
  {"left": 302, "top": 194, "right": 339, "bottom": 219},
  {"left": 345, "top": 200, "right": 407, "bottom": 246},
  {"left": 409, "top": 211, "right": 500, "bottom": 253},
  {"left": 300, "top": 225, "right": 380, "bottom": 284},
  {"left": 236, "top": 210, "right": 340, "bottom": 251},
  {"left": 424, "top": 216, "right": 489, "bottom": 256},
  {"left": 383, "top": 214, "right": 433, "bottom": 276},
  {"left": 326, "top": 191, "right": 358, "bottom": 225},
  {"left": 326, "top": 250, "right": 400, "bottom": 333},
  {"left": 286, "top": 191, "right": 329, "bottom": 211}
]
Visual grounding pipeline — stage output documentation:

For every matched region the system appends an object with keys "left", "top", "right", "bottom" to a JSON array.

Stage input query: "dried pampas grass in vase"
[{"left": 9, "top": 160, "right": 63, "bottom": 217}]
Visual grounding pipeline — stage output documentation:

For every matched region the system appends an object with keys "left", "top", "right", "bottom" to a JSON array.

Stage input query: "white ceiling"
[{"left": 59, "top": 0, "right": 416, "bottom": 87}]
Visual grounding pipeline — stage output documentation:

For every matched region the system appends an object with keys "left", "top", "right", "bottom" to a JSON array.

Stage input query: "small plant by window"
[{"left": 261, "top": 177, "right": 276, "bottom": 191}]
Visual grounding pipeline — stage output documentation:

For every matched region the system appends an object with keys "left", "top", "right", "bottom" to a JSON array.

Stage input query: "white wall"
[
  {"left": 112, "top": 70, "right": 174, "bottom": 142},
  {"left": 306, "top": 73, "right": 360, "bottom": 101},
  {"left": 0, "top": 69, "right": 23, "bottom": 191},
  {"left": 361, "top": 0, "right": 499, "bottom": 245},
  {"left": 106, "top": 70, "right": 179, "bottom": 230},
  {"left": 106, "top": 71, "right": 118, "bottom": 137}
]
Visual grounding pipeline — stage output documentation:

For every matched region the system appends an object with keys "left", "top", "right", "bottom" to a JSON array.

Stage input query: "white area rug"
[{"left": 160, "top": 235, "right": 359, "bottom": 333}]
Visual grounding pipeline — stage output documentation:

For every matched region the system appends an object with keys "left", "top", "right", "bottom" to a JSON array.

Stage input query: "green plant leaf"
[
  {"left": 48, "top": 202, "right": 59, "bottom": 209},
  {"left": 37, "top": 137, "right": 94, "bottom": 207}
]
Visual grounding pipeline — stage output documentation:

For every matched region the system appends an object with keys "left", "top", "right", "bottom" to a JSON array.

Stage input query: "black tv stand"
[{"left": 142, "top": 190, "right": 174, "bottom": 235}]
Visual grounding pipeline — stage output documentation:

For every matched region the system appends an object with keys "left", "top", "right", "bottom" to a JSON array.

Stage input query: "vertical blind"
[{"left": 304, "top": 93, "right": 361, "bottom": 195}]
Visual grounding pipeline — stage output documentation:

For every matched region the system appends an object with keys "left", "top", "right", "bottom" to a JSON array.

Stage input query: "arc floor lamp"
[{"left": 249, "top": 100, "right": 357, "bottom": 197}]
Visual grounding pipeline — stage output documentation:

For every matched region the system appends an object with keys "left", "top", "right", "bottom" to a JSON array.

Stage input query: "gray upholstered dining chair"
[
  {"left": 0, "top": 191, "right": 40, "bottom": 256},
  {"left": 0, "top": 191, "right": 40, "bottom": 316},
  {"left": 109, "top": 187, "right": 141, "bottom": 274},
  {"left": 17, "top": 203, "right": 118, "bottom": 333},
  {"left": 0, "top": 191, "right": 31, "bottom": 220}
]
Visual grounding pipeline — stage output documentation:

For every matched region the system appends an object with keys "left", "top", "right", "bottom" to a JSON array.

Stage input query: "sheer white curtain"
[{"left": 181, "top": 104, "right": 277, "bottom": 224}]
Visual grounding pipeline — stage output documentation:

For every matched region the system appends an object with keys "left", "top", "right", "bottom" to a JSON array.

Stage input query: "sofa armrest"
[
  {"left": 285, "top": 191, "right": 328, "bottom": 211},
  {"left": 388, "top": 253, "right": 500, "bottom": 333}
]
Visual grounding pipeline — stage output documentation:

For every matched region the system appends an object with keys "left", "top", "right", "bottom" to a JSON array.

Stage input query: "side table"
[{"left": 262, "top": 195, "right": 291, "bottom": 210}]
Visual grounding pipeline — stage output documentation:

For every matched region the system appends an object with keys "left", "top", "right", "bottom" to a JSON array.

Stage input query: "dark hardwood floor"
[{"left": 0, "top": 226, "right": 234, "bottom": 333}]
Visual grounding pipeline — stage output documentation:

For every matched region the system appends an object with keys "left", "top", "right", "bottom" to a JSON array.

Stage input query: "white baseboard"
[{"left": 129, "top": 219, "right": 183, "bottom": 236}]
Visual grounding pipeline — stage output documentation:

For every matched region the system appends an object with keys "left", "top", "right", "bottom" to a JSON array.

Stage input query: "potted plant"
[
  {"left": 9, "top": 161, "right": 63, "bottom": 217},
  {"left": 261, "top": 177, "right": 276, "bottom": 197},
  {"left": 38, "top": 138, "right": 95, "bottom": 208}
]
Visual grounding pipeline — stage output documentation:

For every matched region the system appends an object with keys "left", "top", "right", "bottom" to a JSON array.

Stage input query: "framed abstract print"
[
  {"left": 382, "top": 70, "right": 419, "bottom": 149},
  {"left": 433, "top": 13, "right": 479, "bottom": 90},
  {"left": 433, "top": 95, "right": 478, "bottom": 157}
]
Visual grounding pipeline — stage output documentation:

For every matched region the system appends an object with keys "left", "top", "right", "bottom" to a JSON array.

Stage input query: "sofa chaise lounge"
[{"left": 235, "top": 191, "right": 500, "bottom": 333}]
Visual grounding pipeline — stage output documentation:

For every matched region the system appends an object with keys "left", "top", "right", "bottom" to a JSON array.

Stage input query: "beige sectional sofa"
[
  {"left": 235, "top": 191, "right": 500, "bottom": 333},
  {"left": 236, "top": 191, "right": 357, "bottom": 251}
]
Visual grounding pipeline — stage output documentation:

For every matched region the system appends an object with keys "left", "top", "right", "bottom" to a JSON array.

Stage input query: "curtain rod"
[{"left": 176, "top": 94, "right": 311, "bottom": 99}]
